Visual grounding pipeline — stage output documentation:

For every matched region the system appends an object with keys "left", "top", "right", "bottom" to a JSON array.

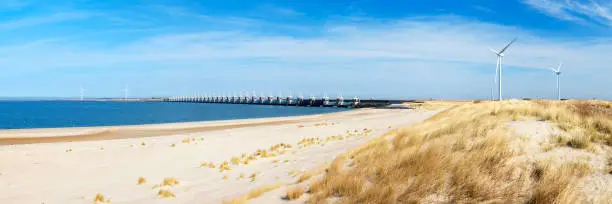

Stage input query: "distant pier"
[{"left": 164, "top": 95, "right": 414, "bottom": 108}]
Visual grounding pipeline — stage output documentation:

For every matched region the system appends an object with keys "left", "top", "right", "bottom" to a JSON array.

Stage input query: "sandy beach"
[{"left": 0, "top": 108, "right": 437, "bottom": 204}]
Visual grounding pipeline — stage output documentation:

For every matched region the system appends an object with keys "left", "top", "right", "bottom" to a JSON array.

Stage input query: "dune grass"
[
  {"left": 161, "top": 177, "right": 180, "bottom": 187},
  {"left": 299, "top": 100, "right": 611, "bottom": 203},
  {"left": 93, "top": 193, "right": 110, "bottom": 203},
  {"left": 137, "top": 177, "right": 147, "bottom": 185},
  {"left": 158, "top": 189, "right": 176, "bottom": 198},
  {"left": 283, "top": 185, "right": 306, "bottom": 200},
  {"left": 224, "top": 184, "right": 282, "bottom": 203}
]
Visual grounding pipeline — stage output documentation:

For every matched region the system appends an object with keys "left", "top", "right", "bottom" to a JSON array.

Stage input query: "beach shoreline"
[
  {"left": 0, "top": 109, "right": 356, "bottom": 145},
  {"left": 0, "top": 108, "right": 437, "bottom": 204}
]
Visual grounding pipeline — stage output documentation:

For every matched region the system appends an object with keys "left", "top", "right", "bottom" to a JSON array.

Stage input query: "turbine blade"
[
  {"left": 489, "top": 47, "right": 498, "bottom": 54},
  {"left": 498, "top": 38, "right": 517, "bottom": 54},
  {"left": 550, "top": 67, "right": 557, "bottom": 72},
  {"left": 557, "top": 62, "right": 562, "bottom": 72}
]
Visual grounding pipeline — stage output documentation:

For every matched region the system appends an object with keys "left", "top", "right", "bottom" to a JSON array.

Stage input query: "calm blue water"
[{"left": 0, "top": 101, "right": 345, "bottom": 129}]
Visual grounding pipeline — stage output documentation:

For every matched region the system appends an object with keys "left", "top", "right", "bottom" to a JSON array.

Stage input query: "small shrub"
[
  {"left": 94, "top": 193, "right": 110, "bottom": 203},
  {"left": 158, "top": 189, "right": 175, "bottom": 198},
  {"left": 566, "top": 135, "right": 590, "bottom": 149},
  {"left": 219, "top": 162, "right": 232, "bottom": 172},
  {"left": 162, "top": 177, "right": 180, "bottom": 186},
  {"left": 231, "top": 157, "right": 241, "bottom": 165},
  {"left": 137, "top": 177, "right": 146, "bottom": 185}
]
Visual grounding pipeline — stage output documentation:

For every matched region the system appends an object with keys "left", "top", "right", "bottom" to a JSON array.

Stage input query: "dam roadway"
[{"left": 164, "top": 95, "right": 416, "bottom": 108}]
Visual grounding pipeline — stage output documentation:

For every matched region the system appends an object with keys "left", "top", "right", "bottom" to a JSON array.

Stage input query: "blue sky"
[{"left": 0, "top": 0, "right": 611, "bottom": 100}]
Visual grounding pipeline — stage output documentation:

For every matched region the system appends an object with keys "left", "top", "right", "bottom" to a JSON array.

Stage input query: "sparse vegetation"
[
  {"left": 161, "top": 177, "right": 180, "bottom": 187},
  {"left": 219, "top": 161, "right": 232, "bottom": 172},
  {"left": 137, "top": 177, "right": 146, "bottom": 185},
  {"left": 224, "top": 184, "right": 281, "bottom": 203},
  {"left": 283, "top": 185, "right": 306, "bottom": 200},
  {"left": 158, "top": 189, "right": 176, "bottom": 198},
  {"left": 296, "top": 100, "right": 611, "bottom": 203},
  {"left": 93, "top": 193, "right": 110, "bottom": 203}
]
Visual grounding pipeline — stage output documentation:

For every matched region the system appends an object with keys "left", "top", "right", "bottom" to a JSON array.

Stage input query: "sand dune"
[{"left": 0, "top": 108, "right": 437, "bottom": 204}]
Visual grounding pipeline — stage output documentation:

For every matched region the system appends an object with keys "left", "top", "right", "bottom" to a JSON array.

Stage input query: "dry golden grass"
[
  {"left": 249, "top": 172, "right": 258, "bottom": 182},
  {"left": 137, "top": 177, "right": 147, "bottom": 185},
  {"left": 223, "top": 175, "right": 229, "bottom": 180},
  {"left": 93, "top": 193, "right": 110, "bottom": 203},
  {"left": 296, "top": 165, "right": 328, "bottom": 183},
  {"left": 219, "top": 161, "right": 232, "bottom": 172},
  {"left": 300, "top": 100, "right": 611, "bottom": 203},
  {"left": 161, "top": 177, "right": 180, "bottom": 187},
  {"left": 231, "top": 156, "right": 241, "bottom": 165},
  {"left": 200, "top": 162, "right": 216, "bottom": 168},
  {"left": 158, "top": 189, "right": 176, "bottom": 198},
  {"left": 283, "top": 185, "right": 306, "bottom": 200},
  {"left": 225, "top": 184, "right": 281, "bottom": 203},
  {"left": 314, "top": 122, "right": 328, "bottom": 127}
]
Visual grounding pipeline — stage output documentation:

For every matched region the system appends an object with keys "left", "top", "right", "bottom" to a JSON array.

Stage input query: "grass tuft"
[
  {"left": 137, "top": 177, "right": 147, "bottom": 185},
  {"left": 219, "top": 161, "right": 232, "bottom": 172},
  {"left": 161, "top": 177, "right": 180, "bottom": 187},
  {"left": 283, "top": 185, "right": 306, "bottom": 200},
  {"left": 93, "top": 193, "right": 110, "bottom": 203},
  {"left": 158, "top": 189, "right": 176, "bottom": 198},
  {"left": 246, "top": 184, "right": 281, "bottom": 199}
]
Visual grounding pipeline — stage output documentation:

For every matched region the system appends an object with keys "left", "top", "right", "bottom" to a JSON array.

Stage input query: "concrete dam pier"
[{"left": 164, "top": 95, "right": 413, "bottom": 108}]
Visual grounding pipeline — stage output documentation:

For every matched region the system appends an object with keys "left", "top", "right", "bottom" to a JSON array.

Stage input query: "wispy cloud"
[
  {"left": 472, "top": 5, "right": 496, "bottom": 14},
  {"left": 522, "top": 0, "right": 612, "bottom": 26},
  {"left": 0, "top": 8, "right": 610, "bottom": 99},
  {"left": 0, "top": 12, "right": 94, "bottom": 30},
  {"left": 258, "top": 5, "right": 303, "bottom": 16},
  {"left": 0, "top": 0, "right": 30, "bottom": 10}
]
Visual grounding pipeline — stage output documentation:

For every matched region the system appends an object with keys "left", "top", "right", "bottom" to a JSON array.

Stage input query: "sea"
[{"left": 0, "top": 101, "right": 345, "bottom": 129}]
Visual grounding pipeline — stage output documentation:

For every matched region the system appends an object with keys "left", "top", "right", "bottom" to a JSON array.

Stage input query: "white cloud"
[
  {"left": 522, "top": 0, "right": 612, "bottom": 26},
  {"left": 0, "top": 12, "right": 94, "bottom": 30},
  {"left": 0, "top": 14, "right": 610, "bottom": 99},
  {"left": 472, "top": 5, "right": 496, "bottom": 14}
]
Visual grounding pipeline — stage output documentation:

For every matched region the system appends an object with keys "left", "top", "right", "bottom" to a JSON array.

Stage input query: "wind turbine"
[
  {"left": 489, "top": 38, "right": 517, "bottom": 101},
  {"left": 550, "top": 62, "right": 562, "bottom": 100},
  {"left": 79, "top": 87, "right": 86, "bottom": 101},
  {"left": 123, "top": 85, "right": 129, "bottom": 101}
]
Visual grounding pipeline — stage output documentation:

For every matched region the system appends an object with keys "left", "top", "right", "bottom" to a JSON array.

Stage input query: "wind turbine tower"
[
  {"left": 80, "top": 87, "right": 86, "bottom": 101},
  {"left": 550, "top": 62, "right": 563, "bottom": 100},
  {"left": 123, "top": 85, "right": 129, "bottom": 101},
  {"left": 489, "top": 38, "right": 517, "bottom": 101}
]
